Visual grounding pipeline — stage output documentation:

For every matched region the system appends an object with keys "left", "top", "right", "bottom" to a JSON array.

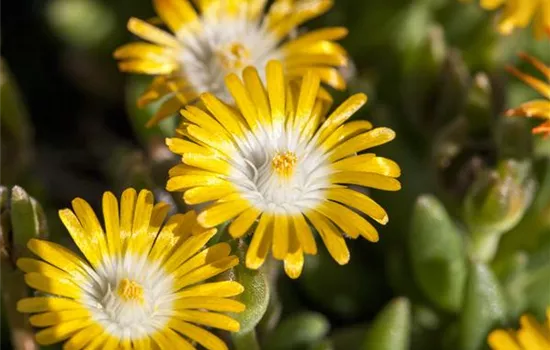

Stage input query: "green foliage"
[
  {"left": 459, "top": 263, "right": 507, "bottom": 350},
  {"left": 266, "top": 312, "right": 330, "bottom": 350},
  {"left": 228, "top": 241, "right": 270, "bottom": 334},
  {"left": 1, "top": 186, "right": 49, "bottom": 350},
  {"left": 361, "top": 298, "right": 411, "bottom": 350},
  {"left": 410, "top": 195, "right": 467, "bottom": 312},
  {"left": 2, "top": 0, "right": 550, "bottom": 349}
]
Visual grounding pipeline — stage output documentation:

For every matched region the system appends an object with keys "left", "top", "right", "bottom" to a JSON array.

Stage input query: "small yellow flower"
[
  {"left": 463, "top": 0, "right": 550, "bottom": 38},
  {"left": 506, "top": 53, "right": 550, "bottom": 137},
  {"left": 166, "top": 60, "right": 401, "bottom": 279},
  {"left": 17, "top": 188, "right": 244, "bottom": 350},
  {"left": 488, "top": 308, "right": 550, "bottom": 350},
  {"left": 115, "top": 0, "right": 348, "bottom": 126}
]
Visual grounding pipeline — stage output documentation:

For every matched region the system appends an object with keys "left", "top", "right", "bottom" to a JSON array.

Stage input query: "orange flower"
[{"left": 506, "top": 53, "right": 550, "bottom": 138}]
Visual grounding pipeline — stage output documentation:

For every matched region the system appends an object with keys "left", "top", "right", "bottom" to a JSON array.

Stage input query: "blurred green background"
[{"left": 1, "top": 0, "right": 549, "bottom": 349}]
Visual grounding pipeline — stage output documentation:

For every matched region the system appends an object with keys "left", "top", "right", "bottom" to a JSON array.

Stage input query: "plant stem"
[
  {"left": 469, "top": 232, "right": 502, "bottom": 262},
  {"left": 232, "top": 330, "right": 261, "bottom": 350}
]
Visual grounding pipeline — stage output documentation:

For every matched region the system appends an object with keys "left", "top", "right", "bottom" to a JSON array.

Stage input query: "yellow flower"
[
  {"left": 506, "top": 53, "right": 550, "bottom": 137},
  {"left": 115, "top": 0, "right": 349, "bottom": 126},
  {"left": 17, "top": 188, "right": 244, "bottom": 349},
  {"left": 488, "top": 308, "right": 550, "bottom": 350},
  {"left": 165, "top": 60, "right": 401, "bottom": 279},
  {"left": 464, "top": 0, "right": 550, "bottom": 38}
]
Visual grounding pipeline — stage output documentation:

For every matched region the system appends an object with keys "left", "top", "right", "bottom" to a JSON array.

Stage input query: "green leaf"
[
  {"left": 361, "top": 298, "right": 411, "bottom": 350},
  {"left": 227, "top": 241, "right": 269, "bottom": 334},
  {"left": 493, "top": 252, "right": 529, "bottom": 320},
  {"left": 307, "top": 339, "right": 335, "bottom": 350},
  {"left": 523, "top": 240, "right": 550, "bottom": 319},
  {"left": 409, "top": 195, "right": 467, "bottom": 312},
  {"left": 459, "top": 262, "right": 506, "bottom": 350},
  {"left": 46, "top": 0, "right": 117, "bottom": 50},
  {"left": 266, "top": 312, "right": 330, "bottom": 350}
]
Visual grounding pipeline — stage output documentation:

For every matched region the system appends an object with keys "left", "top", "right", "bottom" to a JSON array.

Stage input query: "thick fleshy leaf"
[
  {"left": 266, "top": 312, "right": 330, "bottom": 350},
  {"left": 459, "top": 263, "right": 506, "bottom": 350},
  {"left": 361, "top": 298, "right": 411, "bottom": 350},
  {"left": 409, "top": 195, "right": 467, "bottom": 312}
]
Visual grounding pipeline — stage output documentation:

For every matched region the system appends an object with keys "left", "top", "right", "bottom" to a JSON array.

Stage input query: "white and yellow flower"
[
  {"left": 17, "top": 188, "right": 244, "bottom": 349},
  {"left": 166, "top": 60, "right": 401, "bottom": 279},
  {"left": 114, "top": 0, "right": 348, "bottom": 126}
]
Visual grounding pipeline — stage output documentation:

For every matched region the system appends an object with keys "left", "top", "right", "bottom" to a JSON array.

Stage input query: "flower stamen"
[
  {"left": 217, "top": 42, "right": 250, "bottom": 70},
  {"left": 117, "top": 278, "right": 144, "bottom": 303},
  {"left": 272, "top": 151, "right": 298, "bottom": 178}
]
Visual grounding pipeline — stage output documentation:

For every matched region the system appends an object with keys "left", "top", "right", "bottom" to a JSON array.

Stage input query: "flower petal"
[
  {"left": 168, "top": 319, "right": 228, "bottom": 350},
  {"left": 304, "top": 211, "right": 350, "bottom": 265},
  {"left": 246, "top": 213, "right": 274, "bottom": 269}
]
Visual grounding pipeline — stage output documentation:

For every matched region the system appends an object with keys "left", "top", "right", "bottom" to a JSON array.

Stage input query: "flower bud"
[
  {"left": 1, "top": 186, "right": 43, "bottom": 349},
  {"left": 10, "top": 186, "right": 48, "bottom": 260},
  {"left": 496, "top": 159, "right": 550, "bottom": 258},
  {"left": 464, "top": 160, "right": 536, "bottom": 261}
]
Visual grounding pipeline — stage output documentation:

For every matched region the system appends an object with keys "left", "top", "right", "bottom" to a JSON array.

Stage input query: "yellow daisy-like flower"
[
  {"left": 506, "top": 52, "right": 550, "bottom": 137},
  {"left": 464, "top": 0, "right": 550, "bottom": 38},
  {"left": 17, "top": 188, "right": 244, "bottom": 349},
  {"left": 165, "top": 60, "right": 401, "bottom": 279},
  {"left": 488, "top": 308, "right": 550, "bottom": 350},
  {"left": 114, "top": 0, "right": 348, "bottom": 126}
]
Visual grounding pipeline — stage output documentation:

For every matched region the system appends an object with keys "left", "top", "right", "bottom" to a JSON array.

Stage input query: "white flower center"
[
  {"left": 176, "top": 16, "right": 281, "bottom": 102},
  {"left": 81, "top": 255, "right": 174, "bottom": 339},
  {"left": 229, "top": 130, "right": 331, "bottom": 214}
]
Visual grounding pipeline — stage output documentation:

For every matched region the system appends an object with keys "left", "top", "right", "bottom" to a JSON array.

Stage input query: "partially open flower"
[
  {"left": 506, "top": 53, "right": 550, "bottom": 138},
  {"left": 115, "top": 0, "right": 348, "bottom": 126},
  {"left": 17, "top": 188, "right": 244, "bottom": 349}
]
